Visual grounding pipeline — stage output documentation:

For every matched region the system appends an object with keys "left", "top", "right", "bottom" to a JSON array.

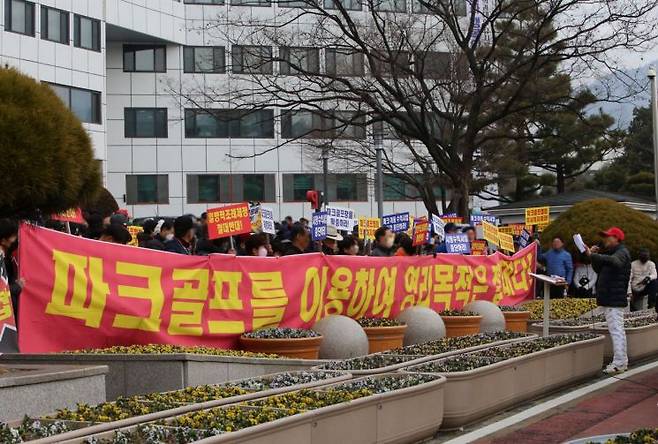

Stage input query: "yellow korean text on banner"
[
  {"left": 482, "top": 221, "right": 500, "bottom": 247},
  {"left": 499, "top": 232, "right": 515, "bottom": 253},
  {"left": 358, "top": 217, "right": 380, "bottom": 240},
  {"left": 127, "top": 226, "right": 143, "bottom": 247},
  {"left": 525, "top": 206, "right": 550, "bottom": 226},
  {"left": 498, "top": 225, "right": 514, "bottom": 235}
]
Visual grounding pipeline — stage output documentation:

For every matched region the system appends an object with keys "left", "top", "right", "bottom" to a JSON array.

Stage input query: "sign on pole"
[
  {"left": 382, "top": 212, "right": 410, "bottom": 233},
  {"left": 445, "top": 233, "right": 471, "bottom": 254},
  {"left": 260, "top": 207, "right": 276, "bottom": 235},
  {"left": 431, "top": 214, "right": 446, "bottom": 239},
  {"left": 469, "top": 214, "right": 497, "bottom": 226},
  {"left": 441, "top": 214, "right": 464, "bottom": 224},
  {"left": 207, "top": 203, "right": 251, "bottom": 239},
  {"left": 51, "top": 208, "right": 84, "bottom": 224},
  {"left": 412, "top": 217, "right": 430, "bottom": 246},
  {"left": 482, "top": 221, "right": 500, "bottom": 246},
  {"left": 519, "top": 229, "right": 531, "bottom": 248},
  {"left": 525, "top": 206, "right": 550, "bottom": 226},
  {"left": 499, "top": 232, "right": 516, "bottom": 253},
  {"left": 358, "top": 217, "right": 380, "bottom": 240},
  {"left": 311, "top": 211, "right": 328, "bottom": 241},
  {"left": 326, "top": 206, "right": 356, "bottom": 231}
]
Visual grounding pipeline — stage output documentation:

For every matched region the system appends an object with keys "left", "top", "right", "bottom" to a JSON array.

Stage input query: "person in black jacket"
[
  {"left": 142, "top": 220, "right": 173, "bottom": 251},
  {"left": 165, "top": 216, "right": 195, "bottom": 255},
  {"left": 585, "top": 226, "right": 631, "bottom": 374},
  {"left": 282, "top": 224, "right": 310, "bottom": 256}
]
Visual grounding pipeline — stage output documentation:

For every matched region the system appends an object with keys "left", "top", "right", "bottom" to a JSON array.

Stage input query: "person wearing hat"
[
  {"left": 165, "top": 216, "right": 195, "bottom": 255},
  {"left": 322, "top": 226, "right": 343, "bottom": 255},
  {"left": 628, "top": 247, "right": 657, "bottom": 311},
  {"left": 585, "top": 227, "right": 631, "bottom": 374}
]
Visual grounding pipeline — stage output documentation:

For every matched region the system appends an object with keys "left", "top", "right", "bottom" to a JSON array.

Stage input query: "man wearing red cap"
[{"left": 585, "top": 227, "right": 631, "bottom": 374}]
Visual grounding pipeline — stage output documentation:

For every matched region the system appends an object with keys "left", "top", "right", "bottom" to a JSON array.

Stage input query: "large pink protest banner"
[{"left": 18, "top": 224, "right": 536, "bottom": 352}]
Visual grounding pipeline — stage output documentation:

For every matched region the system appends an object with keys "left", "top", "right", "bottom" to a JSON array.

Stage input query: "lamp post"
[
  {"left": 648, "top": 67, "right": 658, "bottom": 220},
  {"left": 374, "top": 131, "right": 384, "bottom": 219},
  {"left": 322, "top": 144, "right": 329, "bottom": 208}
]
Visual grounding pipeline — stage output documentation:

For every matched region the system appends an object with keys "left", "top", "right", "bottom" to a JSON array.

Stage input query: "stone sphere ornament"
[
  {"left": 464, "top": 300, "right": 506, "bottom": 333},
  {"left": 312, "top": 315, "right": 369, "bottom": 359},
  {"left": 395, "top": 306, "right": 446, "bottom": 346}
]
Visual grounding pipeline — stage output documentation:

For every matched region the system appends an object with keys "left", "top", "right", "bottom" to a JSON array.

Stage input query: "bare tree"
[{"left": 175, "top": 0, "right": 658, "bottom": 217}]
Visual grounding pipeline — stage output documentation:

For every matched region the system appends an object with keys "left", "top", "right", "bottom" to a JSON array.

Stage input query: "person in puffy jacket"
[{"left": 585, "top": 227, "right": 631, "bottom": 375}]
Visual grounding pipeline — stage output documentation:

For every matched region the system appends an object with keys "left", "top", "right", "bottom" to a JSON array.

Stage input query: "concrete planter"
[
  {"left": 362, "top": 325, "right": 407, "bottom": 353},
  {"left": 593, "top": 322, "right": 658, "bottom": 362},
  {"left": 0, "top": 364, "right": 107, "bottom": 422},
  {"left": 238, "top": 336, "right": 323, "bottom": 359},
  {"left": 26, "top": 370, "right": 351, "bottom": 444},
  {"left": 502, "top": 311, "right": 531, "bottom": 332},
  {"left": 0, "top": 353, "right": 325, "bottom": 400},
  {"left": 528, "top": 322, "right": 597, "bottom": 335},
  {"left": 441, "top": 316, "right": 482, "bottom": 337},
  {"left": 402, "top": 335, "right": 604, "bottom": 429}
]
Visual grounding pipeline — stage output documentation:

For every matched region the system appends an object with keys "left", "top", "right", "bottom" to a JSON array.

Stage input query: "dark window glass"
[
  {"left": 283, "top": 173, "right": 366, "bottom": 201},
  {"left": 46, "top": 83, "right": 101, "bottom": 124},
  {"left": 232, "top": 46, "right": 273, "bottom": 74},
  {"left": 124, "top": 108, "right": 168, "bottom": 138},
  {"left": 124, "top": 45, "right": 166, "bottom": 72},
  {"left": 40, "top": 6, "right": 69, "bottom": 44},
  {"left": 183, "top": 46, "right": 225, "bottom": 73},
  {"left": 198, "top": 175, "right": 220, "bottom": 203},
  {"left": 185, "top": 109, "right": 274, "bottom": 138},
  {"left": 281, "top": 110, "right": 324, "bottom": 139},
  {"left": 231, "top": 0, "right": 271, "bottom": 5},
  {"left": 188, "top": 174, "right": 274, "bottom": 203},
  {"left": 73, "top": 14, "right": 100, "bottom": 51},
  {"left": 336, "top": 174, "right": 358, "bottom": 201},
  {"left": 373, "top": 0, "right": 405, "bottom": 12},
  {"left": 414, "top": 51, "right": 451, "bottom": 79},
  {"left": 280, "top": 47, "right": 320, "bottom": 75},
  {"left": 126, "top": 175, "right": 169, "bottom": 204},
  {"left": 292, "top": 174, "right": 315, "bottom": 201},
  {"left": 279, "top": 0, "right": 312, "bottom": 7},
  {"left": 324, "top": 0, "right": 361, "bottom": 10},
  {"left": 413, "top": 0, "right": 466, "bottom": 15},
  {"left": 325, "top": 49, "right": 364, "bottom": 76},
  {"left": 243, "top": 175, "right": 265, "bottom": 201},
  {"left": 370, "top": 51, "right": 411, "bottom": 77},
  {"left": 5, "top": 0, "right": 35, "bottom": 36},
  {"left": 327, "top": 111, "right": 366, "bottom": 139},
  {"left": 184, "top": 0, "right": 224, "bottom": 3}
]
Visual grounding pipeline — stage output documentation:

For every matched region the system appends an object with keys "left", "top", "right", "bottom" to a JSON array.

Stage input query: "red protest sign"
[
  {"left": 207, "top": 203, "right": 251, "bottom": 239},
  {"left": 51, "top": 208, "right": 84, "bottom": 224},
  {"left": 412, "top": 218, "right": 430, "bottom": 247},
  {"left": 471, "top": 240, "right": 487, "bottom": 256}
]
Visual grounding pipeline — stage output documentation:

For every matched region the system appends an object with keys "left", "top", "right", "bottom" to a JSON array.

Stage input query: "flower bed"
[
  {"left": 593, "top": 317, "right": 658, "bottom": 362},
  {"left": 64, "top": 344, "right": 281, "bottom": 359},
  {"left": 2, "top": 370, "right": 349, "bottom": 443},
  {"left": 357, "top": 318, "right": 407, "bottom": 353},
  {"left": 524, "top": 298, "right": 597, "bottom": 320},
  {"left": 402, "top": 333, "right": 604, "bottom": 429},
  {"left": 566, "top": 428, "right": 658, "bottom": 444},
  {"left": 239, "top": 328, "right": 323, "bottom": 359},
  {"left": 316, "top": 331, "right": 530, "bottom": 374},
  {"left": 439, "top": 310, "right": 482, "bottom": 337}
]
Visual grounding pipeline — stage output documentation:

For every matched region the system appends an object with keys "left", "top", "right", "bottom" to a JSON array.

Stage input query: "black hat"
[{"left": 174, "top": 216, "right": 194, "bottom": 238}]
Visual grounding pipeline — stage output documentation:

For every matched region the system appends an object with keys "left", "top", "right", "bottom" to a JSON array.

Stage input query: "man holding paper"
[{"left": 584, "top": 227, "right": 631, "bottom": 374}]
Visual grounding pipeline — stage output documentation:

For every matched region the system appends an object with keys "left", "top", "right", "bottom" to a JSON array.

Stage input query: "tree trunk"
[{"left": 556, "top": 164, "right": 565, "bottom": 193}]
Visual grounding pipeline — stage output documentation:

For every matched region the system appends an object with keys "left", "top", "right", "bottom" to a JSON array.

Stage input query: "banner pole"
[
  {"left": 229, "top": 236, "right": 235, "bottom": 252},
  {"left": 65, "top": 221, "right": 71, "bottom": 234},
  {"left": 543, "top": 281, "right": 550, "bottom": 337}
]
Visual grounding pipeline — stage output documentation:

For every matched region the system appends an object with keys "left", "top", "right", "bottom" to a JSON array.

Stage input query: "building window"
[
  {"left": 184, "top": 0, "right": 224, "bottom": 3},
  {"left": 370, "top": 51, "right": 411, "bottom": 76},
  {"left": 326, "top": 49, "right": 364, "bottom": 76},
  {"left": 326, "top": 111, "right": 366, "bottom": 139},
  {"left": 126, "top": 175, "right": 169, "bottom": 205},
  {"left": 413, "top": 0, "right": 466, "bottom": 15},
  {"left": 47, "top": 83, "right": 101, "bottom": 124},
  {"left": 73, "top": 14, "right": 100, "bottom": 51},
  {"left": 124, "top": 45, "right": 166, "bottom": 72},
  {"left": 414, "top": 51, "right": 451, "bottom": 79},
  {"left": 283, "top": 173, "right": 367, "bottom": 201},
  {"left": 124, "top": 108, "right": 168, "bottom": 138},
  {"left": 4, "top": 0, "right": 35, "bottom": 36},
  {"left": 281, "top": 110, "right": 324, "bottom": 139},
  {"left": 187, "top": 174, "right": 275, "bottom": 203},
  {"left": 280, "top": 47, "right": 320, "bottom": 75},
  {"left": 183, "top": 46, "right": 225, "bottom": 73},
  {"left": 185, "top": 109, "right": 274, "bottom": 138},
  {"left": 383, "top": 174, "right": 446, "bottom": 201},
  {"left": 373, "top": 0, "right": 405, "bottom": 12},
  {"left": 278, "top": 0, "right": 308, "bottom": 7},
  {"left": 232, "top": 46, "right": 273, "bottom": 74},
  {"left": 40, "top": 6, "right": 69, "bottom": 44},
  {"left": 231, "top": 0, "right": 271, "bottom": 5},
  {"left": 324, "top": 0, "right": 361, "bottom": 10}
]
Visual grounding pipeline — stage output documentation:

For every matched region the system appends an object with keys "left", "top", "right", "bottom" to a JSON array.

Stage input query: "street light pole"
[
  {"left": 374, "top": 131, "right": 384, "bottom": 219},
  {"left": 649, "top": 67, "right": 658, "bottom": 220},
  {"left": 322, "top": 144, "right": 329, "bottom": 209}
]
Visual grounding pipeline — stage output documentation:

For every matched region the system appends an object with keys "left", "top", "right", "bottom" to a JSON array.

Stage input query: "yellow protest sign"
[
  {"left": 499, "top": 232, "right": 515, "bottom": 253},
  {"left": 127, "top": 226, "right": 143, "bottom": 247},
  {"left": 482, "top": 221, "right": 500, "bottom": 247},
  {"left": 525, "top": 206, "right": 550, "bottom": 226},
  {"left": 358, "top": 217, "right": 380, "bottom": 240},
  {"left": 498, "top": 225, "right": 514, "bottom": 235}
]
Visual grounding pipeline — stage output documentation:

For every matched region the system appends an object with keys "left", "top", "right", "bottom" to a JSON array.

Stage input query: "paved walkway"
[{"left": 475, "top": 367, "right": 658, "bottom": 444}]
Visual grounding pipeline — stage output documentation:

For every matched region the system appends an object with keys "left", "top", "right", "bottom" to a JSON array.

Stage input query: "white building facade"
[{"left": 1, "top": 0, "right": 466, "bottom": 221}]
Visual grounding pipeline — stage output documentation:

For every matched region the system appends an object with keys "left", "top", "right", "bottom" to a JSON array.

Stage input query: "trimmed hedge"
[{"left": 540, "top": 199, "right": 658, "bottom": 259}]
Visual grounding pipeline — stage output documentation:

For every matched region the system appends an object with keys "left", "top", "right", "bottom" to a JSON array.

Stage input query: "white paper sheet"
[{"left": 573, "top": 233, "right": 587, "bottom": 253}]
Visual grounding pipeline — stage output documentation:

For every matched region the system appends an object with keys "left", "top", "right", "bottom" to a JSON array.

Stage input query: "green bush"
[
  {"left": 0, "top": 68, "right": 101, "bottom": 217},
  {"left": 540, "top": 199, "right": 658, "bottom": 259}
]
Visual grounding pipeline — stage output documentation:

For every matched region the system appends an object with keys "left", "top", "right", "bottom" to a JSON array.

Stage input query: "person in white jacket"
[{"left": 627, "top": 248, "right": 658, "bottom": 311}]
